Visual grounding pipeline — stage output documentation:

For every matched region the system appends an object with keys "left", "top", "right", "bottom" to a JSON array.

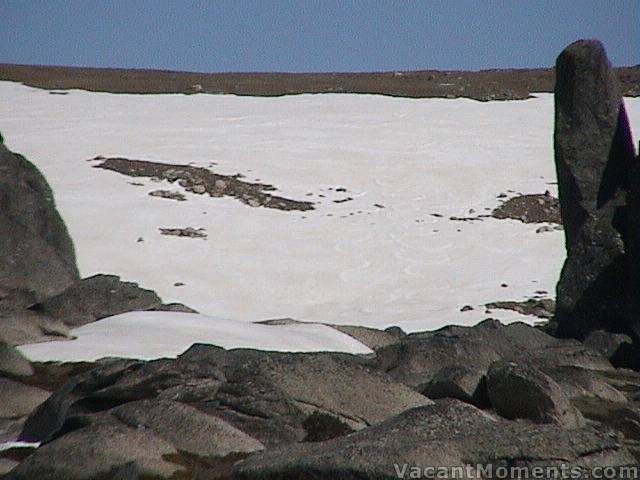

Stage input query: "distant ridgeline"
[{"left": 0, "top": 62, "right": 638, "bottom": 100}]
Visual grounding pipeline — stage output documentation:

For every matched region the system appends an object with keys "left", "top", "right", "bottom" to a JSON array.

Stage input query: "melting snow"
[
  {"left": 1, "top": 81, "right": 639, "bottom": 361},
  {"left": 18, "top": 311, "right": 374, "bottom": 361}
]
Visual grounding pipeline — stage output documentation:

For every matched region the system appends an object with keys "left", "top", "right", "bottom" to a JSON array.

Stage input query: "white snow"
[
  {"left": 1, "top": 82, "right": 639, "bottom": 358},
  {"left": 0, "top": 441, "right": 40, "bottom": 452},
  {"left": 17, "top": 311, "right": 374, "bottom": 362}
]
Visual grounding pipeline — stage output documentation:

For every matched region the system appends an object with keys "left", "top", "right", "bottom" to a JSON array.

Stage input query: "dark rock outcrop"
[
  {"left": 553, "top": 40, "right": 638, "bottom": 339},
  {"left": 234, "top": 399, "right": 635, "bottom": 479},
  {"left": 486, "top": 361, "right": 585, "bottom": 428},
  {"left": 627, "top": 126, "right": 640, "bottom": 338},
  {"left": 28, "top": 274, "right": 164, "bottom": 327},
  {"left": 95, "top": 157, "right": 315, "bottom": 212},
  {"left": 151, "top": 302, "right": 198, "bottom": 314},
  {"left": 584, "top": 330, "right": 633, "bottom": 360},
  {"left": 486, "top": 298, "right": 555, "bottom": 319},
  {"left": 0, "top": 140, "right": 79, "bottom": 308},
  {"left": 492, "top": 192, "right": 561, "bottom": 224},
  {"left": 301, "top": 411, "right": 355, "bottom": 442}
]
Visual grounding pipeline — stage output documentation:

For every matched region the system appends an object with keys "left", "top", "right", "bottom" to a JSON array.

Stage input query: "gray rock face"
[
  {"left": 329, "top": 324, "right": 401, "bottom": 350},
  {"left": 191, "top": 348, "right": 430, "bottom": 446},
  {"left": 574, "top": 397, "right": 640, "bottom": 442},
  {"left": 542, "top": 365, "right": 628, "bottom": 404},
  {"left": 20, "top": 345, "right": 431, "bottom": 447},
  {"left": 420, "top": 365, "right": 488, "bottom": 406},
  {"left": 110, "top": 399, "right": 265, "bottom": 457},
  {"left": 524, "top": 338, "right": 615, "bottom": 371},
  {"left": 29, "top": 274, "right": 164, "bottom": 326},
  {"left": 0, "top": 378, "right": 49, "bottom": 419},
  {"left": 234, "top": 399, "right": 635, "bottom": 479},
  {"left": 553, "top": 40, "right": 638, "bottom": 339},
  {"left": 6, "top": 419, "right": 180, "bottom": 480},
  {"left": 20, "top": 358, "right": 141, "bottom": 443},
  {"left": 0, "top": 141, "right": 79, "bottom": 307},
  {"left": 584, "top": 330, "right": 633, "bottom": 360},
  {"left": 0, "top": 342, "right": 33, "bottom": 377},
  {"left": 0, "top": 311, "right": 70, "bottom": 346},
  {"left": 0, "top": 458, "right": 19, "bottom": 477},
  {"left": 374, "top": 319, "right": 557, "bottom": 388},
  {"left": 8, "top": 400, "right": 265, "bottom": 480},
  {"left": 486, "top": 362, "right": 585, "bottom": 428}
]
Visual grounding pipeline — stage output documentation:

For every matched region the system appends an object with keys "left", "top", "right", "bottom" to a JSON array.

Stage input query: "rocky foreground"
[
  {"left": 1, "top": 40, "right": 640, "bottom": 479},
  {"left": 4, "top": 320, "right": 640, "bottom": 479}
]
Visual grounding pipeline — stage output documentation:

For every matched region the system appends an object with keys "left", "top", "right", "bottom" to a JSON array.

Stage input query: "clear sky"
[{"left": 1, "top": 0, "right": 638, "bottom": 73}]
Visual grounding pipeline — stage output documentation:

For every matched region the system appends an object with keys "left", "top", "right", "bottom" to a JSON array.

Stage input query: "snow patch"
[
  {"left": 17, "top": 311, "right": 373, "bottom": 362},
  {"left": 0, "top": 441, "right": 40, "bottom": 452}
]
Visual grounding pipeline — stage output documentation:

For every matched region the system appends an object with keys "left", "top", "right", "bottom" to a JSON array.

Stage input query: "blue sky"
[{"left": 1, "top": 0, "right": 638, "bottom": 72}]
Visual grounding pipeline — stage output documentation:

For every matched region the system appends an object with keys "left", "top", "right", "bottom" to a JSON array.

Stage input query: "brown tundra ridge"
[{"left": 1, "top": 63, "right": 639, "bottom": 100}]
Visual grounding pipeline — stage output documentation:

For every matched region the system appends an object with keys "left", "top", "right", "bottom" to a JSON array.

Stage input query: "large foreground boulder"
[
  {"left": 7, "top": 399, "right": 266, "bottom": 480},
  {"left": 486, "top": 361, "right": 585, "bottom": 428},
  {"left": 628, "top": 117, "right": 640, "bottom": 336},
  {"left": 0, "top": 139, "right": 79, "bottom": 308},
  {"left": 6, "top": 419, "right": 181, "bottom": 480},
  {"left": 234, "top": 399, "right": 636, "bottom": 479},
  {"left": 553, "top": 40, "right": 638, "bottom": 339}
]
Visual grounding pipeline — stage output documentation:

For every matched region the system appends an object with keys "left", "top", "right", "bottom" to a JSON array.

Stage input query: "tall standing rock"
[
  {"left": 627, "top": 133, "right": 640, "bottom": 338},
  {"left": 554, "top": 40, "right": 637, "bottom": 339},
  {"left": 0, "top": 137, "right": 79, "bottom": 309}
]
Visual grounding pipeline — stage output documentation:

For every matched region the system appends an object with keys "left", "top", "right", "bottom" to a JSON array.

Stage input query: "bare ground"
[{"left": 2, "top": 63, "right": 638, "bottom": 100}]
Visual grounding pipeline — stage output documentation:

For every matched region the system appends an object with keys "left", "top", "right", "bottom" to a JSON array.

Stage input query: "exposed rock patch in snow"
[
  {"left": 485, "top": 298, "right": 555, "bottom": 319},
  {"left": 158, "top": 227, "right": 207, "bottom": 239},
  {"left": 492, "top": 192, "right": 561, "bottom": 224},
  {"left": 94, "top": 157, "right": 315, "bottom": 211},
  {"left": 148, "top": 189, "right": 186, "bottom": 201}
]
